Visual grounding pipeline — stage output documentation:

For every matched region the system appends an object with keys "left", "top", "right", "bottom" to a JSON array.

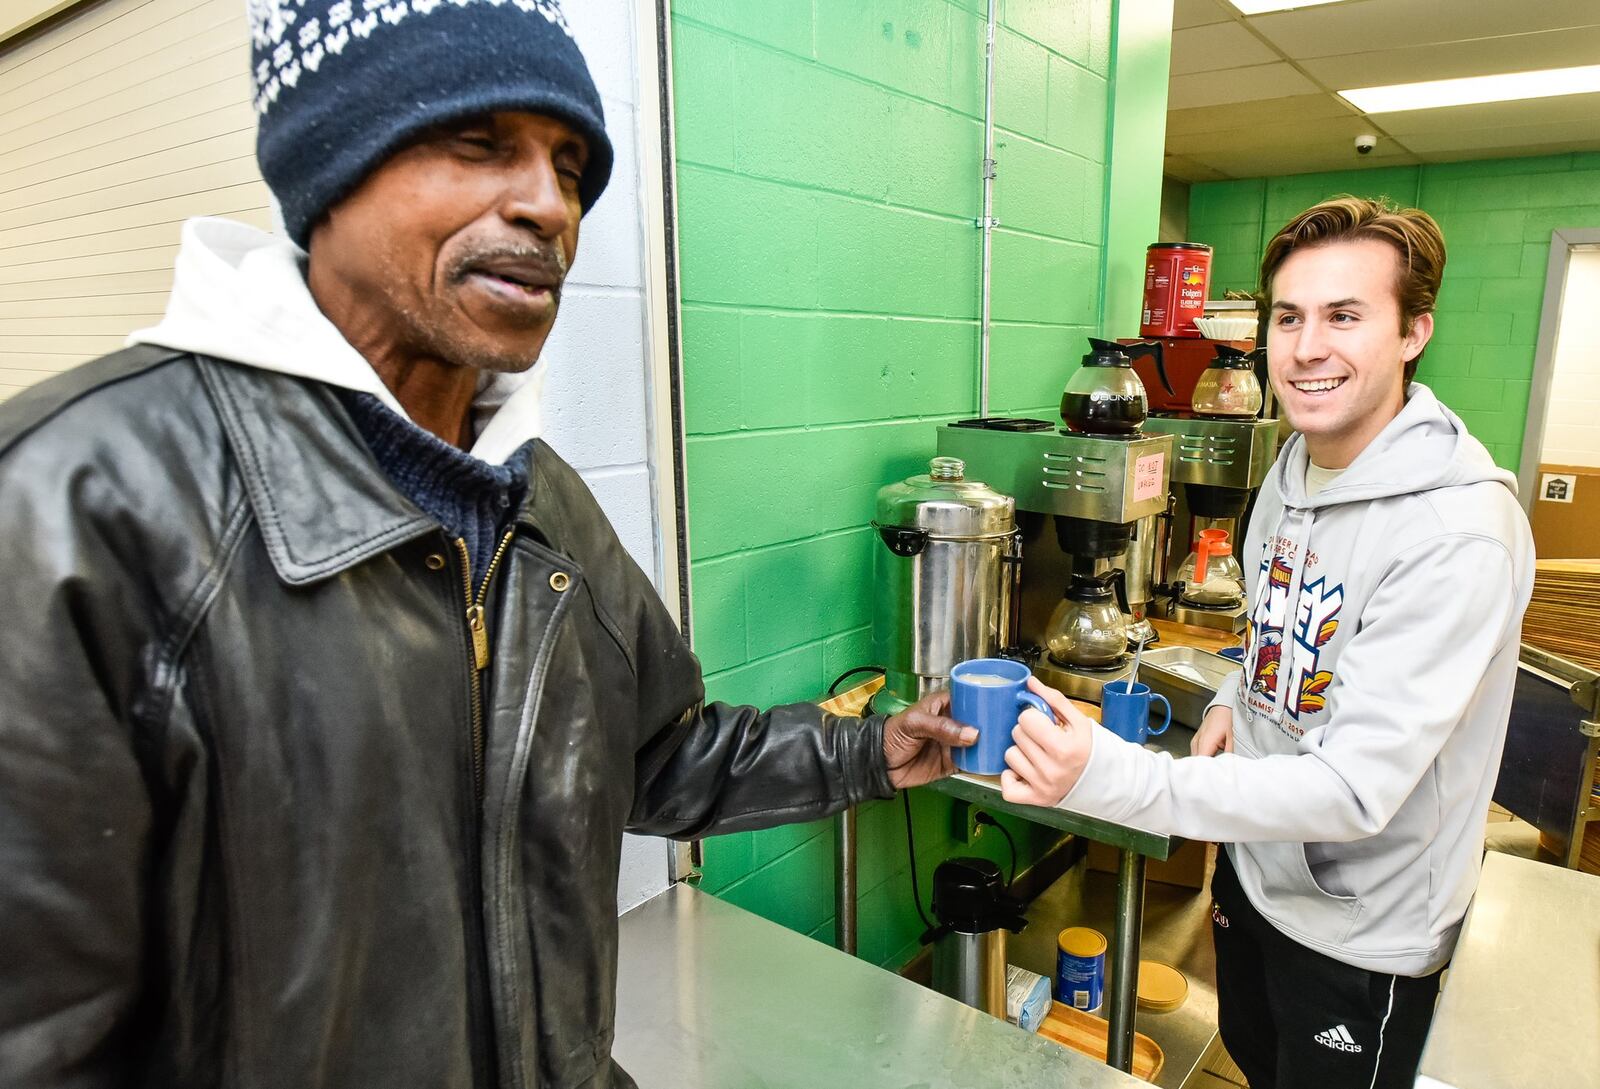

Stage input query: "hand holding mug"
[
  {"left": 948, "top": 658, "right": 1054, "bottom": 775},
  {"left": 1001, "top": 677, "right": 1097, "bottom": 807}
]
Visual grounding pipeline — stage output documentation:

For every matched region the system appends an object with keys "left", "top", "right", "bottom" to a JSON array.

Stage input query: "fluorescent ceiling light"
[
  {"left": 1227, "top": 0, "right": 1345, "bottom": 14},
  {"left": 1340, "top": 64, "right": 1600, "bottom": 114}
]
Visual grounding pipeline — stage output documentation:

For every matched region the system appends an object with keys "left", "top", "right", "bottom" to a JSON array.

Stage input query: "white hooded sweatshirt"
[
  {"left": 126, "top": 217, "right": 545, "bottom": 463},
  {"left": 1060, "top": 385, "right": 1533, "bottom": 976}
]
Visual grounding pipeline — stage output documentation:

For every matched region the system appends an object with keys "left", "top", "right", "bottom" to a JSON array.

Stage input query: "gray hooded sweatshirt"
[{"left": 1057, "top": 384, "right": 1533, "bottom": 976}]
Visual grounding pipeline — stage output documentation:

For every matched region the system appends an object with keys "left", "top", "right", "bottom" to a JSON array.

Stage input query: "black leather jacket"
[{"left": 0, "top": 347, "right": 893, "bottom": 1089}]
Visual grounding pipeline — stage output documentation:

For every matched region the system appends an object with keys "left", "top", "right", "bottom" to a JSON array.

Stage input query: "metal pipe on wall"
[
  {"left": 835, "top": 0, "right": 998, "bottom": 962},
  {"left": 977, "top": 0, "right": 998, "bottom": 418}
]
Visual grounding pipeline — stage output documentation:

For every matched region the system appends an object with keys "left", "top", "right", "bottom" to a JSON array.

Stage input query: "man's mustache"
[{"left": 447, "top": 240, "right": 569, "bottom": 288}]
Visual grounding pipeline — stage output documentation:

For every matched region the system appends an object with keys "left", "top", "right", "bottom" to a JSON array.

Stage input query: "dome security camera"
[{"left": 1355, "top": 134, "right": 1377, "bottom": 155}]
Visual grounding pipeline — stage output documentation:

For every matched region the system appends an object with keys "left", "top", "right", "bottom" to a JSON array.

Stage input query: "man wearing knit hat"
[{"left": 0, "top": 3, "right": 974, "bottom": 1086}]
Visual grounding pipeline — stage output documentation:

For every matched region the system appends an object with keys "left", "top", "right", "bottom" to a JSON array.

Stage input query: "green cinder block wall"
[
  {"left": 1187, "top": 153, "right": 1600, "bottom": 472},
  {"left": 669, "top": 0, "right": 1166, "bottom": 969}
]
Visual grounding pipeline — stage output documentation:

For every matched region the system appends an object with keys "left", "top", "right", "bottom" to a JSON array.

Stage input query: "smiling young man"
[
  {"left": 1000, "top": 197, "right": 1533, "bottom": 1088},
  {"left": 0, "top": 4, "right": 976, "bottom": 1087}
]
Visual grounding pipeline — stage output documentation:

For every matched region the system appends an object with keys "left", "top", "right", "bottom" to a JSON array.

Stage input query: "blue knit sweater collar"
[{"left": 334, "top": 389, "right": 533, "bottom": 588}]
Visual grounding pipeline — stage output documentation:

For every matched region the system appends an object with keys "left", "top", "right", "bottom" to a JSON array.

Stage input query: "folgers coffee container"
[
  {"left": 1056, "top": 926, "right": 1107, "bottom": 1011},
  {"left": 1141, "top": 242, "right": 1212, "bottom": 338}
]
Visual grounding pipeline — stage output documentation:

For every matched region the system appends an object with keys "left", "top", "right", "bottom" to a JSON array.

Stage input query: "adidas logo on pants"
[{"left": 1314, "top": 1025, "right": 1364, "bottom": 1053}]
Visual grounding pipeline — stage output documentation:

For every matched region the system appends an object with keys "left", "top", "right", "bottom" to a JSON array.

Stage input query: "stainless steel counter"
[
  {"left": 1416, "top": 852, "right": 1600, "bottom": 1089},
  {"left": 613, "top": 883, "right": 1146, "bottom": 1089}
]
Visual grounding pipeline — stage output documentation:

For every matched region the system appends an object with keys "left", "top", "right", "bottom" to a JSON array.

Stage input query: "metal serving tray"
[{"left": 1141, "top": 645, "right": 1238, "bottom": 728}]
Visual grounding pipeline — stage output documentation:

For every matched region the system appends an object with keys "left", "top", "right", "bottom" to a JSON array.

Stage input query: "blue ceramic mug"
[
  {"left": 949, "top": 658, "right": 1054, "bottom": 775},
  {"left": 1100, "top": 680, "right": 1171, "bottom": 745}
]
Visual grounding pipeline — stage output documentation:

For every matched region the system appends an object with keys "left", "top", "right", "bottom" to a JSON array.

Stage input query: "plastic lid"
[
  {"left": 932, "top": 858, "right": 1026, "bottom": 934},
  {"left": 1082, "top": 337, "right": 1133, "bottom": 368},
  {"left": 1064, "top": 573, "right": 1116, "bottom": 604},
  {"left": 1136, "top": 961, "right": 1188, "bottom": 1012},
  {"left": 1057, "top": 926, "right": 1107, "bottom": 958},
  {"left": 1208, "top": 343, "right": 1253, "bottom": 368},
  {"left": 1148, "top": 242, "right": 1211, "bottom": 252}
]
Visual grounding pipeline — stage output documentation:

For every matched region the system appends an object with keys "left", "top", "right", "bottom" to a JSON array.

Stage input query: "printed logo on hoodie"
[{"left": 1244, "top": 540, "right": 1343, "bottom": 739}]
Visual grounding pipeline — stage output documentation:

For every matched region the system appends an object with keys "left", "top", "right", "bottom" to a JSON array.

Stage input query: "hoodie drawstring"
[{"left": 1242, "top": 506, "right": 1315, "bottom": 727}]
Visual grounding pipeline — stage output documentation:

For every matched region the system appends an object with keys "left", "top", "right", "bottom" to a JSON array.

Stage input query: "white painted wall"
[
  {"left": 1541, "top": 249, "right": 1600, "bottom": 468},
  {"left": 551, "top": 0, "right": 675, "bottom": 915}
]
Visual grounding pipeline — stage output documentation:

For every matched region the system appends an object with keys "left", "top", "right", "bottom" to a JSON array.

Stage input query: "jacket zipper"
[{"left": 455, "top": 532, "right": 516, "bottom": 804}]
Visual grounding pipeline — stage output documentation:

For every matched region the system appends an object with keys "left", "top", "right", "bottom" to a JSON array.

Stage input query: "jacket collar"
[
  {"left": 200, "top": 356, "right": 575, "bottom": 586},
  {"left": 200, "top": 356, "right": 446, "bottom": 585}
]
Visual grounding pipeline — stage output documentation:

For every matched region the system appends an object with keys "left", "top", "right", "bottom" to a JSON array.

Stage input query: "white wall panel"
[{"left": 1543, "top": 250, "right": 1600, "bottom": 468}]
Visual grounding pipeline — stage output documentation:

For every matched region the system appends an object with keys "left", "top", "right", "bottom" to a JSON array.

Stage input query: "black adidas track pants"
[{"left": 1210, "top": 848, "right": 1445, "bottom": 1089}]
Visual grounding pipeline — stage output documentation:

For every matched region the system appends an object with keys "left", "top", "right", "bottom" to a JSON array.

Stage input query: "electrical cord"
[
  {"left": 827, "top": 664, "right": 886, "bottom": 698},
  {"left": 903, "top": 789, "right": 937, "bottom": 938},
  {"left": 975, "top": 811, "right": 1017, "bottom": 886}
]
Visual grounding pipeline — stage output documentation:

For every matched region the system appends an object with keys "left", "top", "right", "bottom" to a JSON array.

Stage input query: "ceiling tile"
[
  {"left": 1302, "top": 27, "right": 1600, "bottom": 89},
  {"left": 1373, "top": 92, "right": 1600, "bottom": 136},
  {"left": 1173, "top": 0, "right": 1233, "bottom": 30},
  {"left": 1170, "top": 21, "right": 1280, "bottom": 76},
  {"left": 1166, "top": 112, "right": 1396, "bottom": 157},
  {"left": 1169, "top": 61, "right": 1320, "bottom": 108},
  {"left": 1399, "top": 118, "right": 1600, "bottom": 154},
  {"left": 1165, "top": 1, "right": 1600, "bottom": 187},
  {"left": 1167, "top": 92, "right": 1358, "bottom": 136},
  {"left": 1247, "top": 0, "right": 1600, "bottom": 61},
  {"left": 1189, "top": 144, "right": 1419, "bottom": 180},
  {"left": 1164, "top": 153, "right": 1232, "bottom": 183},
  {"left": 1412, "top": 138, "right": 1600, "bottom": 165}
]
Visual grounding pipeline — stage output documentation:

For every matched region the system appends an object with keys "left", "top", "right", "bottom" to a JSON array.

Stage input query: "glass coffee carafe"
[
  {"left": 1190, "top": 344, "right": 1263, "bottom": 419},
  {"left": 1046, "top": 571, "right": 1129, "bottom": 670},
  {"left": 1060, "top": 339, "right": 1149, "bottom": 436},
  {"left": 1176, "top": 529, "right": 1246, "bottom": 607}
]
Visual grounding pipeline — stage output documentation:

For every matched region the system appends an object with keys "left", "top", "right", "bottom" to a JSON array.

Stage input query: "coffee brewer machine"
[
  {"left": 936, "top": 341, "right": 1174, "bottom": 702},
  {"left": 1142, "top": 403, "right": 1277, "bottom": 633}
]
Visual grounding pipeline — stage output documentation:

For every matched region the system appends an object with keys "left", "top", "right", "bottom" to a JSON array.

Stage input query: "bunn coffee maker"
[
  {"left": 937, "top": 340, "right": 1174, "bottom": 702},
  {"left": 1140, "top": 348, "right": 1278, "bottom": 632}
]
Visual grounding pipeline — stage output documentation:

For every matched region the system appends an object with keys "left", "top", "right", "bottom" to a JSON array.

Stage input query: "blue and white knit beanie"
[{"left": 248, "top": 0, "right": 613, "bottom": 248}]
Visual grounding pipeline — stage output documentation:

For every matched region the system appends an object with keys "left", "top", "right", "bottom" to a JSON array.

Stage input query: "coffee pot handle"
[
  {"left": 1107, "top": 567, "right": 1130, "bottom": 614},
  {"left": 1119, "top": 340, "right": 1174, "bottom": 396}
]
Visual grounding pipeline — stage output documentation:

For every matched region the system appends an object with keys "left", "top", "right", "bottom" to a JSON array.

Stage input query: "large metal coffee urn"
[
  {"left": 870, "top": 457, "right": 1018, "bottom": 715},
  {"left": 929, "top": 858, "right": 1027, "bottom": 1018}
]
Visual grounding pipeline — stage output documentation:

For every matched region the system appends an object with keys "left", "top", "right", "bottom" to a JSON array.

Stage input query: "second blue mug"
[{"left": 1100, "top": 679, "right": 1170, "bottom": 745}]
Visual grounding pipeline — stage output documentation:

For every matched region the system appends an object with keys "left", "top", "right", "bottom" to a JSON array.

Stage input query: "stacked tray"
[{"left": 1523, "top": 560, "right": 1600, "bottom": 671}]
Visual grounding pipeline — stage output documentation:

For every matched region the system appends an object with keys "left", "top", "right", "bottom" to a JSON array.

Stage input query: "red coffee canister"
[{"left": 1141, "top": 242, "right": 1212, "bottom": 338}]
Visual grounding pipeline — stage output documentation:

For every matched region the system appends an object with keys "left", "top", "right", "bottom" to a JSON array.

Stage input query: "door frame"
[{"left": 1518, "top": 228, "right": 1600, "bottom": 513}]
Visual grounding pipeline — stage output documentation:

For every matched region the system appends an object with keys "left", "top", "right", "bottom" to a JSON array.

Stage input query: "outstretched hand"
[
  {"left": 1191, "top": 704, "right": 1234, "bottom": 756},
  {"left": 999, "top": 678, "right": 1097, "bottom": 807},
  {"left": 882, "top": 690, "right": 979, "bottom": 789}
]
